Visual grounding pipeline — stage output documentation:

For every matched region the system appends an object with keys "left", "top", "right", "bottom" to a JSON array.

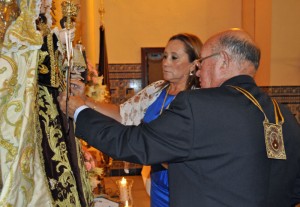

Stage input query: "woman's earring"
[{"left": 189, "top": 70, "right": 194, "bottom": 76}]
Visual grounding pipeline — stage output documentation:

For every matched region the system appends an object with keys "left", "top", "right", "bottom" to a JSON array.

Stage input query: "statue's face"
[{"left": 0, "top": 0, "right": 19, "bottom": 45}]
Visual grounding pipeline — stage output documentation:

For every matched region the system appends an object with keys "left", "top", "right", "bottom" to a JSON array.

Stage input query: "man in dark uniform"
[{"left": 58, "top": 29, "right": 300, "bottom": 207}]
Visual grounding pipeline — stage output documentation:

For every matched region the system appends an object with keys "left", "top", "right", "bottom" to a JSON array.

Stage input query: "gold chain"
[{"left": 159, "top": 85, "right": 172, "bottom": 115}]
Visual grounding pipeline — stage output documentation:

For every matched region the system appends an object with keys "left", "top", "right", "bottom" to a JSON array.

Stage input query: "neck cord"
[
  {"left": 159, "top": 85, "right": 172, "bottom": 115},
  {"left": 228, "top": 85, "right": 286, "bottom": 160},
  {"left": 228, "top": 85, "right": 284, "bottom": 124}
]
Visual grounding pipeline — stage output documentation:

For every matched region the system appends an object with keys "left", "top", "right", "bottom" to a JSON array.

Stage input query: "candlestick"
[
  {"left": 116, "top": 177, "right": 133, "bottom": 207},
  {"left": 119, "top": 177, "right": 128, "bottom": 202}
]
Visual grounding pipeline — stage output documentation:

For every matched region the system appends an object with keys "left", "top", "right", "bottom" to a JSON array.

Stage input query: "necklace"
[{"left": 159, "top": 85, "right": 173, "bottom": 115}]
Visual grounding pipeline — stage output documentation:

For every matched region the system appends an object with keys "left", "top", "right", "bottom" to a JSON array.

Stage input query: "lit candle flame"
[
  {"left": 121, "top": 177, "right": 127, "bottom": 186},
  {"left": 125, "top": 200, "right": 129, "bottom": 207}
]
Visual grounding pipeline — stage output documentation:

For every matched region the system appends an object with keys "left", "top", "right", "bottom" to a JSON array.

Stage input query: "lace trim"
[{"left": 120, "top": 80, "right": 167, "bottom": 125}]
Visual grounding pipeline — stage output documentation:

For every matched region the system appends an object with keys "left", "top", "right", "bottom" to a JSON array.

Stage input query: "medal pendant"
[{"left": 263, "top": 121, "right": 286, "bottom": 160}]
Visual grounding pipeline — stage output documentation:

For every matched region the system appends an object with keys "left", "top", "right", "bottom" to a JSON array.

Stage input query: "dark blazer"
[{"left": 76, "top": 75, "right": 300, "bottom": 207}]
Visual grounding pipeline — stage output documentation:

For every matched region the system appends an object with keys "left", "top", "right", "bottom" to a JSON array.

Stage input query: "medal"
[
  {"left": 264, "top": 121, "right": 286, "bottom": 159},
  {"left": 229, "top": 86, "right": 286, "bottom": 160}
]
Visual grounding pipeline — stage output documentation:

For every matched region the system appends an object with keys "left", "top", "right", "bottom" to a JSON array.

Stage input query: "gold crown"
[{"left": 61, "top": 0, "right": 79, "bottom": 29}]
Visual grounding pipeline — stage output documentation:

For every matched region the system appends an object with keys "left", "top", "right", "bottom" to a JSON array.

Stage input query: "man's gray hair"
[{"left": 217, "top": 35, "right": 261, "bottom": 70}]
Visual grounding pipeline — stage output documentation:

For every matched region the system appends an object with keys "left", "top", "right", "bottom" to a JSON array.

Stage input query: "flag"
[{"left": 98, "top": 25, "right": 110, "bottom": 88}]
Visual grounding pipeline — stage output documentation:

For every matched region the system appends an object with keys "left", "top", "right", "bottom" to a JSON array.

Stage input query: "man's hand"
[{"left": 57, "top": 91, "right": 85, "bottom": 119}]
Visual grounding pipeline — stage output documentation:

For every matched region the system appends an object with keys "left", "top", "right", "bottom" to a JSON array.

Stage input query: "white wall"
[
  {"left": 59, "top": 0, "right": 300, "bottom": 86},
  {"left": 271, "top": 0, "right": 300, "bottom": 85},
  {"left": 82, "top": 0, "right": 242, "bottom": 64}
]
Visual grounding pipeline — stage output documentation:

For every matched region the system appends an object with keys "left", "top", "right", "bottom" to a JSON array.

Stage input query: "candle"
[
  {"left": 65, "top": 32, "right": 70, "bottom": 63},
  {"left": 119, "top": 177, "right": 128, "bottom": 202},
  {"left": 124, "top": 200, "right": 129, "bottom": 207}
]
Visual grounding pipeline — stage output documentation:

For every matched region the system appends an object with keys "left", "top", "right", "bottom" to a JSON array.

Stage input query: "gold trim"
[
  {"left": 47, "top": 33, "right": 60, "bottom": 88},
  {"left": 0, "top": 55, "right": 18, "bottom": 99}
]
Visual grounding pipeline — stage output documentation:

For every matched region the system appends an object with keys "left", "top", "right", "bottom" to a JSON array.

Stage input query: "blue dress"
[{"left": 143, "top": 88, "right": 175, "bottom": 207}]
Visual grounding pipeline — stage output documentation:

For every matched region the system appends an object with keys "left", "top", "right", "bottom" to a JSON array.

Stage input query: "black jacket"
[{"left": 76, "top": 75, "right": 300, "bottom": 207}]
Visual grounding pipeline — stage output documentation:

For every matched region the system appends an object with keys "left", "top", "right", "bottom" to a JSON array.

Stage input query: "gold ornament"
[
  {"left": 0, "top": 0, "right": 19, "bottom": 46},
  {"left": 61, "top": 0, "right": 79, "bottom": 30}
]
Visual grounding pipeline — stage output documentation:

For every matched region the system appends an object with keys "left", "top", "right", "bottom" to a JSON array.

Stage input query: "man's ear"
[{"left": 219, "top": 50, "right": 231, "bottom": 69}]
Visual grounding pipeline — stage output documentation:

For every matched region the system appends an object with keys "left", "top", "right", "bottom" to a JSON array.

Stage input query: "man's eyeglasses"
[{"left": 198, "top": 53, "right": 220, "bottom": 64}]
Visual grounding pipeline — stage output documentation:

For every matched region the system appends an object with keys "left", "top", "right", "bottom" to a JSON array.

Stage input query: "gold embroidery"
[
  {"left": 38, "top": 51, "right": 48, "bottom": 65},
  {"left": 35, "top": 99, "right": 55, "bottom": 205},
  {"left": 0, "top": 55, "right": 18, "bottom": 102},
  {"left": 3, "top": 101, "right": 24, "bottom": 140},
  {"left": 38, "top": 85, "right": 81, "bottom": 206},
  {"left": 3, "top": 0, "right": 43, "bottom": 50},
  {"left": 1, "top": 49, "right": 54, "bottom": 205},
  {"left": 0, "top": 66, "right": 7, "bottom": 73},
  {"left": 20, "top": 146, "right": 35, "bottom": 206},
  {"left": 39, "top": 64, "right": 49, "bottom": 74},
  {"left": 38, "top": 50, "right": 49, "bottom": 76},
  {"left": 0, "top": 55, "right": 18, "bottom": 162},
  {"left": 1, "top": 0, "right": 53, "bottom": 205},
  {"left": 20, "top": 146, "right": 34, "bottom": 174},
  {"left": 75, "top": 138, "right": 94, "bottom": 205},
  {"left": 0, "top": 0, "right": 19, "bottom": 46},
  {"left": 4, "top": 101, "right": 23, "bottom": 125},
  {"left": 0, "top": 167, "right": 14, "bottom": 206},
  {"left": 0, "top": 134, "right": 18, "bottom": 162}
]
